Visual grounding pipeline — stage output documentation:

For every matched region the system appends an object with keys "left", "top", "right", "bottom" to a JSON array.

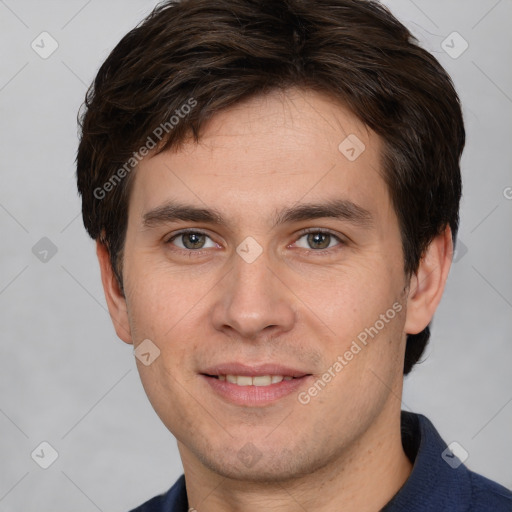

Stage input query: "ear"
[
  {"left": 404, "top": 226, "right": 453, "bottom": 335},
  {"left": 96, "top": 240, "right": 133, "bottom": 345}
]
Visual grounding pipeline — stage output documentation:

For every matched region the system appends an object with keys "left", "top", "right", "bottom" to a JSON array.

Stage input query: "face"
[{"left": 117, "top": 88, "right": 412, "bottom": 481}]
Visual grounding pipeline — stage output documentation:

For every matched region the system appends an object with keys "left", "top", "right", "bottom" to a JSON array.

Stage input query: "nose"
[{"left": 210, "top": 245, "right": 296, "bottom": 341}]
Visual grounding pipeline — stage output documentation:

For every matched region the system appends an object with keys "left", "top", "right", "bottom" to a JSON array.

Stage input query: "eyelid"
[
  {"left": 295, "top": 227, "right": 344, "bottom": 239},
  {"left": 165, "top": 228, "right": 210, "bottom": 242}
]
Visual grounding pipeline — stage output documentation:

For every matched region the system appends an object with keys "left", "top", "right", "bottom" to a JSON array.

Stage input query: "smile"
[{"left": 209, "top": 374, "right": 296, "bottom": 386}]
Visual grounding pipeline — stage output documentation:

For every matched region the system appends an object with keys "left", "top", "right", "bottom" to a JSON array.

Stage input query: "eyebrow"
[{"left": 142, "top": 198, "right": 374, "bottom": 230}]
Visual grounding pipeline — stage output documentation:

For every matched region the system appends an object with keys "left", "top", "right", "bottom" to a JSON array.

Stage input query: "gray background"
[{"left": 0, "top": 0, "right": 511, "bottom": 510}]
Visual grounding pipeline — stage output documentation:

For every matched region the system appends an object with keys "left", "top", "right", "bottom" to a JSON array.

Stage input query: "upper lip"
[{"left": 201, "top": 362, "right": 311, "bottom": 378}]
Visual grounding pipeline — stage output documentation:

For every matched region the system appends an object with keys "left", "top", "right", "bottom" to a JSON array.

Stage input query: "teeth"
[
  {"left": 253, "top": 376, "right": 272, "bottom": 386},
  {"left": 237, "top": 376, "right": 253, "bottom": 386},
  {"left": 217, "top": 375, "right": 294, "bottom": 386}
]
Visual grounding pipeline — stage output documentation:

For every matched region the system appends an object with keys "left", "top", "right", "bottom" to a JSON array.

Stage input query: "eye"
[
  {"left": 294, "top": 229, "right": 344, "bottom": 252},
  {"left": 166, "top": 230, "right": 217, "bottom": 251}
]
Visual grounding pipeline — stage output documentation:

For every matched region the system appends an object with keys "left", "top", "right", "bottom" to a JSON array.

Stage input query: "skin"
[{"left": 97, "top": 87, "right": 453, "bottom": 511}]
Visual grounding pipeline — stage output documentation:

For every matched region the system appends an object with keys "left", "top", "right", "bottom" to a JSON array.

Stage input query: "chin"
[{"left": 193, "top": 442, "right": 331, "bottom": 483}]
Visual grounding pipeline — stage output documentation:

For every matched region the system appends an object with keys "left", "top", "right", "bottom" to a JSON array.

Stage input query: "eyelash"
[{"left": 164, "top": 228, "right": 345, "bottom": 256}]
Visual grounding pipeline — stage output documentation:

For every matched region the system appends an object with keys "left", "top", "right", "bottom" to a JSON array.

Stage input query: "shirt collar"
[{"left": 382, "top": 411, "right": 472, "bottom": 511}]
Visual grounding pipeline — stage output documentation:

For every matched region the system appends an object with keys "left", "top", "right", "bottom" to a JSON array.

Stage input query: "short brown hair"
[{"left": 76, "top": 0, "right": 465, "bottom": 375}]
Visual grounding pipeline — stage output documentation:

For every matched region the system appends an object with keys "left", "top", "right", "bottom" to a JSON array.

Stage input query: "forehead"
[{"left": 129, "top": 87, "right": 391, "bottom": 227}]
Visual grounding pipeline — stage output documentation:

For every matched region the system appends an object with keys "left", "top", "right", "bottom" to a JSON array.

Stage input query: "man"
[{"left": 76, "top": 0, "right": 512, "bottom": 510}]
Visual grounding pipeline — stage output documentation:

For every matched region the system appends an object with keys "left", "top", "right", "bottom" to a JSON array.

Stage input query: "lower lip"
[{"left": 201, "top": 375, "right": 312, "bottom": 406}]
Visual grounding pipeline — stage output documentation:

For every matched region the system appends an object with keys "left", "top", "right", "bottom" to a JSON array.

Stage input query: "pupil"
[
  {"left": 308, "top": 232, "right": 329, "bottom": 249},
  {"left": 184, "top": 233, "right": 204, "bottom": 249}
]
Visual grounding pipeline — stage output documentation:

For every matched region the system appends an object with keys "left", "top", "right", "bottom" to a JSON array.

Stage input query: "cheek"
[
  {"left": 124, "top": 254, "right": 202, "bottom": 334},
  {"left": 297, "top": 263, "right": 400, "bottom": 338}
]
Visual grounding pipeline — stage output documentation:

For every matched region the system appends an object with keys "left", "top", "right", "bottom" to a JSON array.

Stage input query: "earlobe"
[
  {"left": 404, "top": 226, "right": 453, "bottom": 335},
  {"left": 96, "top": 240, "right": 133, "bottom": 344}
]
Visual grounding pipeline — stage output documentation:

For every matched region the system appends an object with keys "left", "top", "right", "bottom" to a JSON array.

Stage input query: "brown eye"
[
  {"left": 306, "top": 232, "right": 331, "bottom": 249},
  {"left": 167, "top": 231, "right": 216, "bottom": 250},
  {"left": 295, "top": 230, "right": 343, "bottom": 251},
  {"left": 181, "top": 233, "right": 206, "bottom": 249}
]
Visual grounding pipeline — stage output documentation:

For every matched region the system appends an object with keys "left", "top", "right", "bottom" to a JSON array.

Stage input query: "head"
[{"left": 76, "top": 0, "right": 464, "bottom": 482}]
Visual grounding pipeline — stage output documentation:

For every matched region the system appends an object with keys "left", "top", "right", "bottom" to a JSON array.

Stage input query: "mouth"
[
  {"left": 200, "top": 363, "right": 313, "bottom": 405},
  {"left": 203, "top": 374, "right": 303, "bottom": 386}
]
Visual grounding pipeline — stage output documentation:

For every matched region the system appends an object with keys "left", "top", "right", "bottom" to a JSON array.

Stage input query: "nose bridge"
[
  {"left": 212, "top": 241, "right": 296, "bottom": 338},
  {"left": 232, "top": 247, "right": 276, "bottom": 301}
]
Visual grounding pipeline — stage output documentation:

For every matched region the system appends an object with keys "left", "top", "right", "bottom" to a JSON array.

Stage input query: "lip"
[
  {"left": 200, "top": 362, "right": 313, "bottom": 406},
  {"left": 201, "top": 374, "right": 312, "bottom": 406},
  {"left": 200, "top": 362, "right": 309, "bottom": 378}
]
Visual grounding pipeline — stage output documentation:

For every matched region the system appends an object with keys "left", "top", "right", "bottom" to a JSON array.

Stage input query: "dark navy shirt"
[{"left": 129, "top": 411, "right": 512, "bottom": 511}]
